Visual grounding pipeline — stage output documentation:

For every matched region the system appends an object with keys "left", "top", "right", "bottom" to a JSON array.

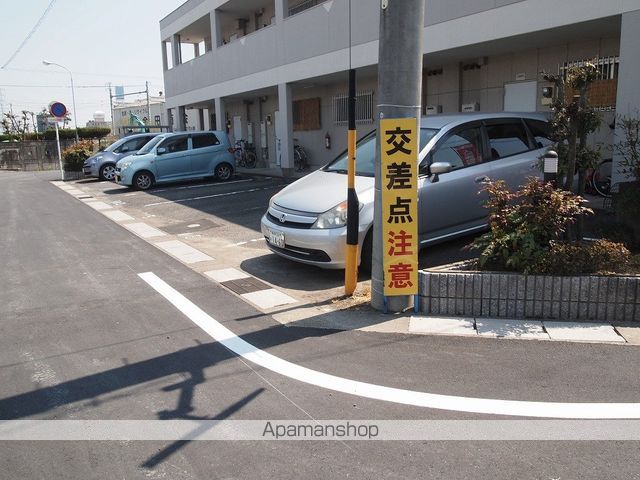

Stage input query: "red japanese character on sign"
[
  {"left": 385, "top": 161, "right": 412, "bottom": 190},
  {"left": 387, "top": 230, "right": 413, "bottom": 256},
  {"left": 385, "top": 127, "right": 412, "bottom": 155},
  {"left": 387, "top": 262, "right": 414, "bottom": 289}
]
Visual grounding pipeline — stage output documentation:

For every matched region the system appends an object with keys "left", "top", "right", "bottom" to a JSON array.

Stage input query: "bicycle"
[
  {"left": 293, "top": 139, "right": 309, "bottom": 171},
  {"left": 233, "top": 139, "right": 257, "bottom": 168},
  {"left": 589, "top": 158, "right": 612, "bottom": 198}
]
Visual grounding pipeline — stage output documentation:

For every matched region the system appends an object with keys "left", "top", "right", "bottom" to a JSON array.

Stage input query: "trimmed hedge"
[{"left": 0, "top": 128, "right": 110, "bottom": 142}]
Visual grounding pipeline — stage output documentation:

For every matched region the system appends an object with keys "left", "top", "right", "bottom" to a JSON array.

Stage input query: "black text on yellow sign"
[{"left": 381, "top": 118, "right": 419, "bottom": 296}]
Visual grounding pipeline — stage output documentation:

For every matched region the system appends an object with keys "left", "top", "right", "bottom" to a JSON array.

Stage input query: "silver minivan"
[{"left": 261, "top": 113, "right": 553, "bottom": 270}]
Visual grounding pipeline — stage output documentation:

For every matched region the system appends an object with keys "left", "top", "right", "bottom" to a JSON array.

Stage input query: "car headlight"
[
  {"left": 313, "top": 201, "right": 363, "bottom": 229},
  {"left": 119, "top": 160, "right": 133, "bottom": 171}
]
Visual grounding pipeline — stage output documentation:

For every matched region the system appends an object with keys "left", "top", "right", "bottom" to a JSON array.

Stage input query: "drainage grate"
[{"left": 221, "top": 277, "right": 271, "bottom": 294}]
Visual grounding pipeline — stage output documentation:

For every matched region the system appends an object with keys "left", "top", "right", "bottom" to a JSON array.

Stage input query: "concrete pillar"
[
  {"left": 176, "top": 106, "right": 186, "bottom": 131},
  {"left": 275, "top": 0, "right": 287, "bottom": 22},
  {"left": 198, "top": 108, "right": 205, "bottom": 131},
  {"left": 612, "top": 9, "right": 640, "bottom": 186},
  {"left": 210, "top": 10, "right": 222, "bottom": 48},
  {"left": 165, "top": 108, "right": 173, "bottom": 131},
  {"left": 277, "top": 83, "right": 294, "bottom": 171},
  {"left": 161, "top": 41, "right": 169, "bottom": 70},
  {"left": 215, "top": 97, "right": 225, "bottom": 133},
  {"left": 172, "top": 34, "right": 182, "bottom": 67}
]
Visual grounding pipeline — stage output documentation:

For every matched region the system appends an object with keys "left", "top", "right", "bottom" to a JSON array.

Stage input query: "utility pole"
[
  {"left": 145, "top": 81, "right": 151, "bottom": 123},
  {"left": 371, "top": 0, "right": 425, "bottom": 312},
  {"left": 108, "top": 83, "right": 115, "bottom": 134}
]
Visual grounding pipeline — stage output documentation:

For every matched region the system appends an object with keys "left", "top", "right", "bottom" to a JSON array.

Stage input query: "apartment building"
[{"left": 160, "top": 0, "right": 640, "bottom": 183}]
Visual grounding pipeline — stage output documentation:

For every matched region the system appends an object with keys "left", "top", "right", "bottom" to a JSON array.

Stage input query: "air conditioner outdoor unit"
[
  {"left": 425, "top": 105, "right": 442, "bottom": 115},
  {"left": 461, "top": 102, "right": 480, "bottom": 112}
]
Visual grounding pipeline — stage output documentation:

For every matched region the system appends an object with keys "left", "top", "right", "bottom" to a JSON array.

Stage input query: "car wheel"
[
  {"left": 99, "top": 163, "right": 116, "bottom": 181},
  {"left": 215, "top": 163, "right": 233, "bottom": 181},
  {"left": 359, "top": 230, "right": 372, "bottom": 275},
  {"left": 133, "top": 171, "right": 154, "bottom": 190}
]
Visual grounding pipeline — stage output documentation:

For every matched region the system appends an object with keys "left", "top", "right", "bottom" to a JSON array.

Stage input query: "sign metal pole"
[{"left": 55, "top": 120, "right": 63, "bottom": 180}]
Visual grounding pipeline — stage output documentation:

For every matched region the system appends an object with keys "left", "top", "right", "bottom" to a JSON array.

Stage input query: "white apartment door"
[{"left": 504, "top": 81, "right": 537, "bottom": 112}]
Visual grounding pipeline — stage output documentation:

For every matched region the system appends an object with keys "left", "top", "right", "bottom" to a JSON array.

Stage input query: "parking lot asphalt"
[
  {"left": 4, "top": 171, "right": 640, "bottom": 479},
  {"left": 66, "top": 173, "right": 478, "bottom": 313}
]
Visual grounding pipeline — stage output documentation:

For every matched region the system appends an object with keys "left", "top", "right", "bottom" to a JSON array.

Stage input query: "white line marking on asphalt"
[
  {"left": 102, "top": 210, "right": 135, "bottom": 222},
  {"left": 241, "top": 289, "right": 297, "bottom": 309},
  {"left": 155, "top": 241, "right": 213, "bottom": 264},
  {"left": 144, "top": 185, "right": 286, "bottom": 207},
  {"left": 205, "top": 268, "right": 251, "bottom": 283},
  {"left": 544, "top": 322, "right": 626, "bottom": 344},
  {"left": 85, "top": 201, "right": 113, "bottom": 211},
  {"left": 148, "top": 178, "right": 253, "bottom": 193},
  {"left": 124, "top": 222, "right": 167, "bottom": 239},
  {"left": 138, "top": 272, "right": 640, "bottom": 419}
]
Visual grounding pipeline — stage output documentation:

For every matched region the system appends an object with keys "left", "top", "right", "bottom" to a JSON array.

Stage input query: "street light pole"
[{"left": 42, "top": 60, "right": 79, "bottom": 143}]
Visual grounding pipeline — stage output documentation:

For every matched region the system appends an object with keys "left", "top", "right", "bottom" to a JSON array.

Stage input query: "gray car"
[
  {"left": 83, "top": 133, "right": 159, "bottom": 180},
  {"left": 261, "top": 112, "right": 553, "bottom": 270}
]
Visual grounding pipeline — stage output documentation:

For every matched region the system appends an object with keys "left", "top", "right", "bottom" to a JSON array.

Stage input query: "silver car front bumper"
[{"left": 260, "top": 205, "right": 369, "bottom": 269}]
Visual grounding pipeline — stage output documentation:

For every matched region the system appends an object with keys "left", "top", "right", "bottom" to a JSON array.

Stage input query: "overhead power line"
[
  {"left": 0, "top": 84, "right": 147, "bottom": 89},
  {"left": 1, "top": 0, "right": 58, "bottom": 69}
]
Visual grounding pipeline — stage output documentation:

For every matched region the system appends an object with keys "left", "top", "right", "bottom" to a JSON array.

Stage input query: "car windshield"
[
  {"left": 323, "top": 128, "right": 439, "bottom": 176},
  {"left": 103, "top": 138, "right": 126, "bottom": 152},
  {"left": 136, "top": 136, "right": 164, "bottom": 155}
]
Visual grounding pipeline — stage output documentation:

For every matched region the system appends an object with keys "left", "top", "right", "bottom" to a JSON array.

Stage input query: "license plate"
[{"left": 268, "top": 229, "right": 285, "bottom": 248}]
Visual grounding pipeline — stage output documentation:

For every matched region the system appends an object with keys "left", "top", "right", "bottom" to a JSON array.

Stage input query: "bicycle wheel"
[
  {"left": 245, "top": 151, "right": 257, "bottom": 168},
  {"left": 592, "top": 159, "right": 612, "bottom": 198}
]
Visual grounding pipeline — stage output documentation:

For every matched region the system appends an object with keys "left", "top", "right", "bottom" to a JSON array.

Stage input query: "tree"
[{"left": 541, "top": 61, "right": 602, "bottom": 239}]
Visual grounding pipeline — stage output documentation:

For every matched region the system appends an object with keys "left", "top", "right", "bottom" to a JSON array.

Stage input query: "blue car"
[
  {"left": 83, "top": 133, "right": 159, "bottom": 181},
  {"left": 115, "top": 131, "right": 236, "bottom": 190}
]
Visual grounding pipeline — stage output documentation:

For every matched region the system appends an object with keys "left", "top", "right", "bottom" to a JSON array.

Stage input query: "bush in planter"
[
  {"left": 533, "top": 239, "right": 631, "bottom": 275},
  {"left": 470, "top": 177, "right": 593, "bottom": 273},
  {"left": 62, "top": 140, "right": 93, "bottom": 172}
]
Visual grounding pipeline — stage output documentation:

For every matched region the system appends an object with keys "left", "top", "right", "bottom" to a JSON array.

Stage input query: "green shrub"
[
  {"left": 78, "top": 127, "right": 111, "bottom": 140},
  {"left": 62, "top": 140, "right": 94, "bottom": 171},
  {"left": 43, "top": 129, "right": 77, "bottom": 141},
  {"left": 533, "top": 239, "right": 630, "bottom": 275},
  {"left": 470, "top": 178, "right": 593, "bottom": 273}
]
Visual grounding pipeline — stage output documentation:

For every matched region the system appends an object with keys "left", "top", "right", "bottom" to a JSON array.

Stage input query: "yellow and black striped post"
[{"left": 345, "top": 68, "right": 359, "bottom": 295}]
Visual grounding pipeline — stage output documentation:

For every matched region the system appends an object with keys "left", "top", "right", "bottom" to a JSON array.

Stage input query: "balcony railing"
[{"left": 288, "top": 0, "right": 319, "bottom": 16}]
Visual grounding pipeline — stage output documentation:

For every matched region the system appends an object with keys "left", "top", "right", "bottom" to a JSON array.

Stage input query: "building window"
[
  {"left": 332, "top": 91, "right": 374, "bottom": 125},
  {"left": 155, "top": 115, "right": 161, "bottom": 126},
  {"left": 293, "top": 97, "right": 321, "bottom": 131}
]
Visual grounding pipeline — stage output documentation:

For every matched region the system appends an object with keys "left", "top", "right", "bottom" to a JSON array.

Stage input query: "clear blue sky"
[{"left": 0, "top": 0, "right": 181, "bottom": 126}]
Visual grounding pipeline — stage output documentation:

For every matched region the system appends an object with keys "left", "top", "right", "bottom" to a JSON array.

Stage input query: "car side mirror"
[
  {"left": 157, "top": 147, "right": 167, "bottom": 155},
  {"left": 429, "top": 162, "right": 452, "bottom": 183}
]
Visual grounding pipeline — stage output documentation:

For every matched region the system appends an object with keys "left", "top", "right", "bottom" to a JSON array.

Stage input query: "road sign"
[
  {"left": 49, "top": 101, "right": 67, "bottom": 119},
  {"left": 380, "top": 117, "right": 419, "bottom": 296}
]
